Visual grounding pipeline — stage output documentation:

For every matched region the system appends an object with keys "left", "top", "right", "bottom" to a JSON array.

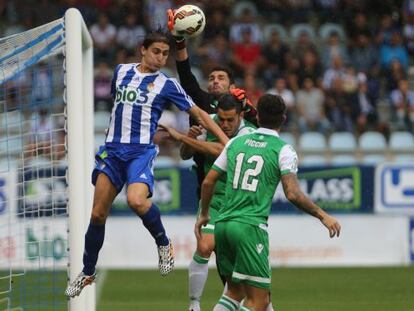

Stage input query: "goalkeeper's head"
[
  {"left": 140, "top": 30, "right": 170, "bottom": 73},
  {"left": 207, "top": 66, "right": 235, "bottom": 97}
]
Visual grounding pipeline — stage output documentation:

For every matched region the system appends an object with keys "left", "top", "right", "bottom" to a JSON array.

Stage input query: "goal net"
[{"left": 0, "top": 9, "right": 94, "bottom": 311}]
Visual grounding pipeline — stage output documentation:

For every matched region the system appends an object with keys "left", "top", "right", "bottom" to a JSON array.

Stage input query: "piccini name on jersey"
[{"left": 245, "top": 139, "right": 268, "bottom": 148}]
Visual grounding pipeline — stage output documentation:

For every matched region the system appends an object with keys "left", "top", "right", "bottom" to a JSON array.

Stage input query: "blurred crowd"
[{"left": 1, "top": 0, "right": 414, "bottom": 140}]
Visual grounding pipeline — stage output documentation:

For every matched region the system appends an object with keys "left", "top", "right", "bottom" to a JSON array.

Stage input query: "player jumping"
[{"left": 65, "top": 30, "right": 229, "bottom": 298}]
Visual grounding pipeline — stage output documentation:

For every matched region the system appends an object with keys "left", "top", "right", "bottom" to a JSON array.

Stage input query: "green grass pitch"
[
  {"left": 97, "top": 267, "right": 414, "bottom": 311},
  {"left": 4, "top": 267, "right": 414, "bottom": 310}
]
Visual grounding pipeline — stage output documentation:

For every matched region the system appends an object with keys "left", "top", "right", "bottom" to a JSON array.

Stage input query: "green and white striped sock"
[{"left": 213, "top": 294, "right": 240, "bottom": 311}]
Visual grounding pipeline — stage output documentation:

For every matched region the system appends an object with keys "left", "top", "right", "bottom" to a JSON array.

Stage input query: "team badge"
[
  {"left": 147, "top": 83, "right": 154, "bottom": 92},
  {"left": 256, "top": 243, "right": 264, "bottom": 254}
]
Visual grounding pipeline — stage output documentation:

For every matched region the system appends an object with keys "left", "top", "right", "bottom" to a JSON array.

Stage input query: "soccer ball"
[{"left": 171, "top": 5, "right": 206, "bottom": 38}]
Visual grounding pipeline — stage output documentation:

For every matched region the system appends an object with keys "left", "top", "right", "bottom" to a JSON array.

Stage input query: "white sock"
[
  {"left": 266, "top": 302, "right": 274, "bottom": 311},
  {"left": 237, "top": 299, "right": 273, "bottom": 310},
  {"left": 222, "top": 282, "right": 228, "bottom": 295},
  {"left": 214, "top": 295, "right": 240, "bottom": 311},
  {"left": 189, "top": 253, "right": 209, "bottom": 302}
]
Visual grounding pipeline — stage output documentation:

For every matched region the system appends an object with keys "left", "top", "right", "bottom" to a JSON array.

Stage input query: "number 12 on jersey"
[{"left": 232, "top": 153, "right": 264, "bottom": 192}]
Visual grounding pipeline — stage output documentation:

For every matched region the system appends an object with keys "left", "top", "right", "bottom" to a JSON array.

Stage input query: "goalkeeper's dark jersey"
[{"left": 176, "top": 58, "right": 257, "bottom": 197}]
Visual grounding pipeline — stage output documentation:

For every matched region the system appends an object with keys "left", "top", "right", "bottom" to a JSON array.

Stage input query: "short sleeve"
[
  {"left": 164, "top": 78, "right": 195, "bottom": 111},
  {"left": 278, "top": 144, "right": 298, "bottom": 175},
  {"left": 212, "top": 139, "right": 234, "bottom": 173}
]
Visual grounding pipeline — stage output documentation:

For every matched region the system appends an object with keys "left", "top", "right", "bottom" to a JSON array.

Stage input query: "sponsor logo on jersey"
[{"left": 115, "top": 86, "right": 149, "bottom": 106}]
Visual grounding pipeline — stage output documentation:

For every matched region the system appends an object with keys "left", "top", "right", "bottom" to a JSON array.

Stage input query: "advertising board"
[{"left": 375, "top": 164, "right": 414, "bottom": 214}]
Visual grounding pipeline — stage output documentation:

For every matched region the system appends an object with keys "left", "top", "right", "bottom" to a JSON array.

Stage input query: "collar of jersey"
[
  {"left": 255, "top": 127, "right": 280, "bottom": 137},
  {"left": 134, "top": 63, "right": 160, "bottom": 76}
]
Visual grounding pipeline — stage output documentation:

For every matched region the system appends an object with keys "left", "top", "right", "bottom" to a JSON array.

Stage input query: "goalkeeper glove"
[
  {"left": 167, "top": 9, "right": 186, "bottom": 49},
  {"left": 230, "top": 88, "right": 253, "bottom": 112},
  {"left": 230, "top": 88, "right": 258, "bottom": 123}
]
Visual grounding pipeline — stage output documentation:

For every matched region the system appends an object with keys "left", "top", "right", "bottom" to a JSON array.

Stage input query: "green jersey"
[
  {"left": 203, "top": 115, "right": 256, "bottom": 198},
  {"left": 212, "top": 128, "right": 298, "bottom": 226}
]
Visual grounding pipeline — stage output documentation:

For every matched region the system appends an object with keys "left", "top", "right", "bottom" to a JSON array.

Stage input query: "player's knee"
[
  {"left": 262, "top": 294, "right": 270, "bottom": 308},
  {"left": 196, "top": 241, "right": 213, "bottom": 258},
  {"left": 90, "top": 208, "right": 108, "bottom": 224},
  {"left": 249, "top": 292, "right": 269, "bottom": 311},
  {"left": 128, "top": 197, "right": 150, "bottom": 215}
]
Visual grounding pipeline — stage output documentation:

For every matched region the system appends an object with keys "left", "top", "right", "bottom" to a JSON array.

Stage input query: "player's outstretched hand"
[
  {"left": 167, "top": 9, "right": 185, "bottom": 42},
  {"left": 158, "top": 124, "right": 184, "bottom": 141},
  {"left": 167, "top": 9, "right": 175, "bottom": 31},
  {"left": 230, "top": 88, "right": 252, "bottom": 108},
  {"left": 194, "top": 214, "right": 210, "bottom": 240},
  {"left": 230, "top": 88, "right": 246, "bottom": 101},
  {"left": 230, "top": 87, "right": 257, "bottom": 119},
  {"left": 321, "top": 214, "right": 341, "bottom": 238},
  {"left": 188, "top": 125, "right": 204, "bottom": 138}
]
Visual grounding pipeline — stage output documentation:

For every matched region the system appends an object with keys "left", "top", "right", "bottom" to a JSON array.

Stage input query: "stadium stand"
[
  {"left": 0, "top": 0, "right": 413, "bottom": 164},
  {"left": 328, "top": 132, "right": 357, "bottom": 153},
  {"left": 389, "top": 131, "right": 414, "bottom": 151},
  {"left": 298, "top": 132, "right": 327, "bottom": 153},
  {"left": 330, "top": 154, "right": 358, "bottom": 165},
  {"left": 358, "top": 131, "right": 387, "bottom": 153},
  {"left": 279, "top": 132, "right": 296, "bottom": 148},
  {"left": 300, "top": 154, "right": 328, "bottom": 166},
  {"left": 318, "top": 23, "right": 346, "bottom": 41},
  {"left": 263, "top": 23, "right": 288, "bottom": 42}
]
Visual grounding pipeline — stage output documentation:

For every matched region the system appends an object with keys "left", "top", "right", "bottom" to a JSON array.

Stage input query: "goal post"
[
  {"left": 65, "top": 8, "right": 95, "bottom": 311},
  {"left": 0, "top": 7, "right": 94, "bottom": 311}
]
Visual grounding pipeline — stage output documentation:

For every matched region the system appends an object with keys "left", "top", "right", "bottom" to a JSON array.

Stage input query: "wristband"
[{"left": 175, "top": 37, "right": 186, "bottom": 50}]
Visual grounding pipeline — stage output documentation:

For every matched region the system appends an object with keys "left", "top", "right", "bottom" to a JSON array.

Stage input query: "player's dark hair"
[
  {"left": 210, "top": 66, "right": 235, "bottom": 84},
  {"left": 257, "top": 94, "right": 286, "bottom": 129},
  {"left": 217, "top": 94, "right": 243, "bottom": 113},
  {"left": 142, "top": 29, "right": 170, "bottom": 48}
]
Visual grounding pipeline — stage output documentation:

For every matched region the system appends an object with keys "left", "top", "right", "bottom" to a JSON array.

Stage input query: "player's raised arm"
[
  {"left": 187, "top": 106, "right": 229, "bottom": 145},
  {"left": 159, "top": 124, "right": 224, "bottom": 158},
  {"left": 281, "top": 173, "right": 341, "bottom": 238},
  {"left": 167, "top": 9, "right": 188, "bottom": 62}
]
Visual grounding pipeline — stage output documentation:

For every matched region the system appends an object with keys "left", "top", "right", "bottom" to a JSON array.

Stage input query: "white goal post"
[{"left": 65, "top": 8, "right": 95, "bottom": 311}]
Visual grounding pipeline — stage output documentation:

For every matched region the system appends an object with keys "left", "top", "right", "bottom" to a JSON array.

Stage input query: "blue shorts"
[{"left": 91, "top": 145, "right": 158, "bottom": 195}]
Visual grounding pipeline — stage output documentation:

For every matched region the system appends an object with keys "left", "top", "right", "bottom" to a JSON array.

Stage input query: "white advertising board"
[
  {"left": 0, "top": 218, "right": 68, "bottom": 269},
  {"left": 0, "top": 215, "right": 411, "bottom": 269},
  {"left": 375, "top": 164, "right": 414, "bottom": 214},
  {"left": 98, "top": 215, "right": 411, "bottom": 268}
]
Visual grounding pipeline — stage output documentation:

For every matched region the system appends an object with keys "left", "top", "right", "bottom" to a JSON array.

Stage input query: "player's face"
[
  {"left": 140, "top": 42, "right": 170, "bottom": 72},
  {"left": 217, "top": 108, "right": 242, "bottom": 137},
  {"left": 207, "top": 71, "right": 232, "bottom": 96}
]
